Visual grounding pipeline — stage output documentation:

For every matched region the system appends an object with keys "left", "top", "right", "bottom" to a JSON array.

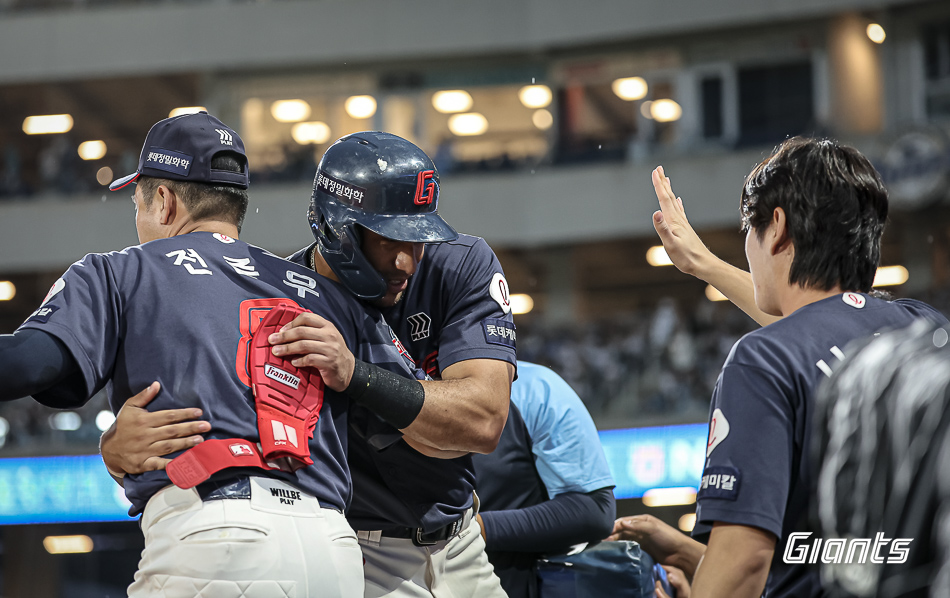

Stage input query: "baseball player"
[
  {"left": 472, "top": 361, "right": 616, "bottom": 598},
  {"left": 610, "top": 138, "right": 947, "bottom": 597},
  {"left": 101, "top": 132, "right": 516, "bottom": 597},
  {"left": 814, "top": 319, "right": 950, "bottom": 597},
  {"left": 0, "top": 114, "right": 424, "bottom": 598}
]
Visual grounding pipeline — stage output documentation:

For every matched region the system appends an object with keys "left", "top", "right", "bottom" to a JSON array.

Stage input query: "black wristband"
[{"left": 345, "top": 360, "right": 425, "bottom": 430}]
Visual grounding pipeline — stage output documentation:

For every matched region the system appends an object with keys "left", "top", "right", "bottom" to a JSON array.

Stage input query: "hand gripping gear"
[
  {"left": 249, "top": 304, "right": 326, "bottom": 467},
  {"left": 166, "top": 304, "right": 325, "bottom": 489}
]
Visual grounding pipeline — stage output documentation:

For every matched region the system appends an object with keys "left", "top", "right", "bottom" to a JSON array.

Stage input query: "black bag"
[{"left": 536, "top": 541, "right": 672, "bottom": 598}]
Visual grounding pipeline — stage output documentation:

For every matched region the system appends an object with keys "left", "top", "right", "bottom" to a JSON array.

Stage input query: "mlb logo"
[{"left": 230, "top": 443, "right": 254, "bottom": 457}]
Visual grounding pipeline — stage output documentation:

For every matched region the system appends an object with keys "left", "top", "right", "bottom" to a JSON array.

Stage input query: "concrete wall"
[
  {"left": 0, "top": 0, "right": 918, "bottom": 84},
  {"left": 0, "top": 149, "right": 767, "bottom": 273}
]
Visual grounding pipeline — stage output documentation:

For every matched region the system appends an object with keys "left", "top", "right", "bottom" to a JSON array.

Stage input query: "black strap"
[{"left": 345, "top": 359, "right": 425, "bottom": 430}]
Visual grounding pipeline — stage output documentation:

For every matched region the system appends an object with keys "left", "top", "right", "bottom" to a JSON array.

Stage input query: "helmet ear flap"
[
  {"left": 321, "top": 217, "right": 340, "bottom": 248},
  {"left": 308, "top": 204, "right": 386, "bottom": 300}
]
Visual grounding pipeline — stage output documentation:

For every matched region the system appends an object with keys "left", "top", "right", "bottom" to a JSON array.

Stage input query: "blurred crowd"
[
  {"left": 2, "top": 289, "right": 948, "bottom": 454},
  {"left": 0, "top": 140, "right": 141, "bottom": 199},
  {"left": 518, "top": 299, "right": 758, "bottom": 422}
]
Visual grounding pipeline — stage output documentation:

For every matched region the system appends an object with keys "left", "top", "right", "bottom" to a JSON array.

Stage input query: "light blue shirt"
[{"left": 512, "top": 361, "right": 614, "bottom": 498}]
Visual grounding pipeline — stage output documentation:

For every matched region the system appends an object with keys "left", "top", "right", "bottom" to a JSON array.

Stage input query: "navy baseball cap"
[{"left": 109, "top": 111, "right": 249, "bottom": 191}]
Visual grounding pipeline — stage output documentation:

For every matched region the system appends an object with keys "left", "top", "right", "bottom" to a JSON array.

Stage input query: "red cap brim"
[{"left": 108, "top": 172, "right": 140, "bottom": 191}]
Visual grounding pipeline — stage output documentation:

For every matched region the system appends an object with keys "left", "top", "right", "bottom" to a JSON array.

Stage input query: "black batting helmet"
[{"left": 308, "top": 131, "right": 458, "bottom": 300}]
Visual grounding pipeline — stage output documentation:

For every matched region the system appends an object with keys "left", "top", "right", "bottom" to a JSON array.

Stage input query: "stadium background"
[{"left": 0, "top": 0, "right": 949, "bottom": 595}]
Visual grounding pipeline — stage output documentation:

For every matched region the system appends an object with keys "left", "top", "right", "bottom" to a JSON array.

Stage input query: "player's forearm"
[
  {"left": 690, "top": 554, "right": 770, "bottom": 598},
  {"left": 693, "top": 256, "right": 780, "bottom": 327},
  {"left": 344, "top": 358, "right": 511, "bottom": 453},
  {"left": 404, "top": 362, "right": 512, "bottom": 453},
  {"left": 480, "top": 488, "right": 616, "bottom": 553},
  {"left": 689, "top": 525, "right": 774, "bottom": 598},
  {"left": 0, "top": 330, "right": 79, "bottom": 401},
  {"left": 667, "top": 536, "right": 705, "bottom": 580}
]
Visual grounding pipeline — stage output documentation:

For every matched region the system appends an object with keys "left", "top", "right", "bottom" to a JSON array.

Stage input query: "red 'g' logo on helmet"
[{"left": 414, "top": 170, "right": 436, "bottom": 205}]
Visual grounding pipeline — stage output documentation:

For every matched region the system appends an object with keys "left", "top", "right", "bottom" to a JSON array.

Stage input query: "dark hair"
[
  {"left": 740, "top": 137, "right": 888, "bottom": 292},
  {"left": 138, "top": 152, "right": 249, "bottom": 232}
]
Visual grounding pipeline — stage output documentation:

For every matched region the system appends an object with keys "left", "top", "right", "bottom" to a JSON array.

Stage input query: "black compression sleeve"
[
  {"left": 480, "top": 486, "right": 617, "bottom": 554},
  {"left": 344, "top": 359, "right": 425, "bottom": 429},
  {"left": 0, "top": 329, "right": 81, "bottom": 402}
]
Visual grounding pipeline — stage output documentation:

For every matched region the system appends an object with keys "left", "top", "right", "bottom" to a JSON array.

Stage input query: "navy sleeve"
[
  {"left": 480, "top": 487, "right": 616, "bottom": 553},
  {"left": 693, "top": 359, "right": 794, "bottom": 540},
  {"left": 436, "top": 238, "right": 517, "bottom": 371},
  {"left": 17, "top": 254, "right": 122, "bottom": 400},
  {"left": 0, "top": 329, "right": 80, "bottom": 403}
]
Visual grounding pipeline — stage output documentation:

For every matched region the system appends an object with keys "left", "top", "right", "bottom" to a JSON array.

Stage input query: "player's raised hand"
[
  {"left": 651, "top": 165, "right": 714, "bottom": 278},
  {"left": 269, "top": 312, "right": 355, "bottom": 391},
  {"left": 99, "top": 382, "right": 210, "bottom": 477}
]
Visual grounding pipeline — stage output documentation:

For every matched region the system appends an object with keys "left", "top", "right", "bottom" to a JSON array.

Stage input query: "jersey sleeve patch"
[
  {"left": 25, "top": 305, "right": 60, "bottom": 324},
  {"left": 483, "top": 318, "right": 516, "bottom": 348},
  {"left": 706, "top": 408, "right": 730, "bottom": 457},
  {"left": 489, "top": 273, "right": 512, "bottom": 314},
  {"left": 698, "top": 465, "right": 740, "bottom": 501}
]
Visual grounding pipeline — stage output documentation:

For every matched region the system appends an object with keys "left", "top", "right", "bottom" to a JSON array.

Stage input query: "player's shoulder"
[
  {"left": 888, "top": 297, "right": 949, "bottom": 326},
  {"left": 285, "top": 244, "right": 311, "bottom": 267},
  {"left": 729, "top": 293, "right": 948, "bottom": 366},
  {"left": 424, "top": 233, "right": 496, "bottom": 268}
]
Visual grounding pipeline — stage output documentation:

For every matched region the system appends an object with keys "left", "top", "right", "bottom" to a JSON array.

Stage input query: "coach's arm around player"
[
  {"left": 98, "top": 314, "right": 477, "bottom": 480},
  {"left": 610, "top": 514, "right": 774, "bottom": 598},
  {"left": 99, "top": 381, "right": 210, "bottom": 480}
]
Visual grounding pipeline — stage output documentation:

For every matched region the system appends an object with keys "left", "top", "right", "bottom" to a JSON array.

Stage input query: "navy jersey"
[
  {"left": 19, "top": 232, "right": 416, "bottom": 515},
  {"left": 290, "top": 234, "right": 517, "bottom": 531},
  {"left": 693, "top": 293, "right": 947, "bottom": 597}
]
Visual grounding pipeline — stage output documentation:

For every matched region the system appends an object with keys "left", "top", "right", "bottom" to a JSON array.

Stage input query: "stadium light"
[
  {"left": 292, "top": 122, "right": 332, "bottom": 145},
  {"left": 612, "top": 77, "right": 648, "bottom": 101},
  {"left": 867, "top": 23, "right": 886, "bottom": 44},
  {"left": 448, "top": 113, "right": 488, "bottom": 136},
  {"left": 44, "top": 535, "right": 93, "bottom": 554},
  {"left": 873, "top": 265, "right": 908, "bottom": 287},
  {"left": 642, "top": 487, "right": 697, "bottom": 507},
  {"left": 532, "top": 109, "right": 554, "bottom": 130},
  {"left": 345, "top": 96, "right": 377, "bottom": 119},
  {"left": 678, "top": 513, "right": 697, "bottom": 532},
  {"left": 651, "top": 99, "right": 683, "bottom": 123},
  {"left": 78, "top": 140, "right": 107, "bottom": 161},
  {"left": 432, "top": 90, "right": 474, "bottom": 114},
  {"left": 23, "top": 114, "right": 73, "bottom": 135},
  {"left": 518, "top": 85, "right": 552, "bottom": 109},
  {"left": 705, "top": 285, "right": 728, "bottom": 302},
  {"left": 0, "top": 281, "right": 15, "bottom": 301},
  {"left": 95, "top": 410, "right": 116, "bottom": 432},
  {"left": 271, "top": 100, "right": 311, "bottom": 123},
  {"left": 169, "top": 106, "right": 207, "bottom": 118},
  {"left": 646, "top": 246, "right": 673, "bottom": 267},
  {"left": 96, "top": 167, "right": 114, "bottom": 186},
  {"left": 510, "top": 294, "right": 534, "bottom": 315},
  {"left": 640, "top": 101, "right": 654, "bottom": 119},
  {"left": 49, "top": 412, "right": 81, "bottom": 431}
]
